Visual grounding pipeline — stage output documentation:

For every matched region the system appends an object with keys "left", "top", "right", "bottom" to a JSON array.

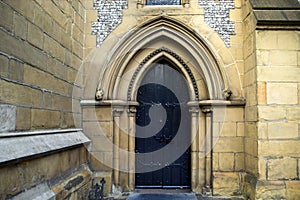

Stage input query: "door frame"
[{"left": 119, "top": 48, "right": 213, "bottom": 192}]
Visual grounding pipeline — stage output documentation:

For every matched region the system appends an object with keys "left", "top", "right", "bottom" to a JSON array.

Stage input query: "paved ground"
[
  {"left": 104, "top": 191, "right": 245, "bottom": 200},
  {"left": 127, "top": 193, "right": 197, "bottom": 200}
]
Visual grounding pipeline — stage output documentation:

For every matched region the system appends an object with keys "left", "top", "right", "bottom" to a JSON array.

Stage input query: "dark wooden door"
[{"left": 135, "top": 60, "right": 191, "bottom": 189}]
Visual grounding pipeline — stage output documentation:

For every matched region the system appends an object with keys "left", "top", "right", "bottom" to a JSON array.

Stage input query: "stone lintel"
[{"left": 0, "top": 130, "right": 90, "bottom": 165}]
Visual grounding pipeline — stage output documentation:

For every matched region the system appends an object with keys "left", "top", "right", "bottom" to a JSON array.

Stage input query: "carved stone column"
[
  {"left": 127, "top": 106, "right": 137, "bottom": 190},
  {"left": 113, "top": 107, "right": 123, "bottom": 187},
  {"left": 189, "top": 106, "right": 200, "bottom": 191},
  {"left": 202, "top": 107, "right": 212, "bottom": 195}
]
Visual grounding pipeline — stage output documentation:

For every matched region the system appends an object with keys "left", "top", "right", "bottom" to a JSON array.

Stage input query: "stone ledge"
[
  {"left": 81, "top": 99, "right": 139, "bottom": 107},
  {"left": 0, "top": 129, "right": 90, "bottom": 165},
  {"left": 10, "top": 183, "right": 55, "bottom": 200}
]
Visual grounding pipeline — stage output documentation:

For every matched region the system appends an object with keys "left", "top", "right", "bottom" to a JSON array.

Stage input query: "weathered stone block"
[
  {"left": 31, "top": 109, "right": 60, "bottom": 129},
  {"left": 0, "top": 79, "right": 42, "bottom": 107},
  {"left": 220, "top": 122, "right": 237, "bottom": 137},
  {"left": 286, "top": 181, "right": 300, "bottom": 200},
  {"left": 0, "top": 104, "right": 16, "bottom": 132},
  {"left": 27, "top": 22, "right": 44, "bottom": 50},
  {"left": 258, "top": 66, "right": 300, "bottom": 82},
  {"left": 86, "top": 9, "right": 98, "bottom": 22},
  {"left": 91, "top": 136, "right": 113, "bottom": 152},
  {"left": 245, "top": 155, "right": 258, "bottom": 182},
  {"left": 237, "top": 122, "right": 244, "bottom": 137},
  {"left": 245, "top": 138, "right": 257, "bottom": 156},
  {"left": 218, "top": 47, "right": 235, "bottom": 65},
  {"left": 0, "top": 54, "right": 9, "bottom": 78},
  {"left": 259, "top": 140, "right": 300, "bottom": 157},
  {"left": 258, "top": 106, "right": 286, "bottom": 121},
  {"left": 33, "top": 5, "right": 53, "bottom": 35},
  {"left": 24, "top": 64, "right": 69, "bottom": 95},
  {"left": 258, "top": 157, "right": 267, "bottom": 180},
  {"left": 41, "top": 0, "right": 68, "bottom": 30},
  {"left": 9, "top": 59, "right": 24, "bottom": 82},
  {"left": 61, "top": 112, "right": 75, "bottom": 129},
  {"left": 243, "top": 68, "right": 256, "bottom": 87},
  {"left": 0, "top": 28, "right": 48, "bottom": 70},
  {"left": 235, "top": 153, "right": 244, "bottom": 171},
  {"left": 44, "top": 35, "right": 65, "bottom": 63},
  {"left": 72, "top": 38, "right": 83, "bottom": 59},
  {"left": 213, "top": 137, "right": 244, "bottom": 153},
  {"left": 244, "top": 52, "right": 256, "bottom": 73},
  {"left": 256, "top": 31, "right": 278, "bottom": 50},
  {"left": 268, "top": 122, "right": 298, "bottom": 139},
  {"left": 286, "top": 106, "right": 300, "bottom": 121},
  {"left": 214, "top": 107, "right": 244, "bottom": 122},
  {"left": 4, "top": 0, "right": 35, "bottom": 22},
  {"left": 245, "top": 122, "right": 257, "bottom": 139},
  {"left": 277, "top": 31, "right": 299, "bottom": 50},
  {"left": 268, "top": 157, "right": 297, "bottom": 180},
  {"left": 245, "top": 106, "right": 257, "bottom": 122},
  {"left": 255, "top": 181, "right": 286, "bottom": 199},
  {"left": 267, "top": 83, "right": 298, "bottom": 105},
  {"left": 257, "top": 122, "right": 268, "bottom": 140},
  {"left": 257, "top": 50, "right": 269, "bottom": 66},
  {"left": 90, "top": 152, "right": 113, "bottom": 171},
  {"left": 0, "top": 1, "right": 13, "bottom": 31},
  {"left": 257, "top": 82, "right": 266, "bottom": 105},
  {"left": 13, "top": 13, "right": 27, "bottom": 40},
  {"left": 16, "top": 107, "right": 31, "bottom": 130},
  {"left": 213, "top": 172, "right": 241, "bottom": 196},
  {"left": 270, "top": 51, "right": 298, "bottom": 66},
  {"left": 219, "top": 153, "right": 234, "bottom": 171},
  {"left": 52, "top": 94, "right": 72, "bottom": 112}
]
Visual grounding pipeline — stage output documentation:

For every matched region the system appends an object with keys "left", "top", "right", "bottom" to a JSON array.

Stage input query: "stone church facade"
[{"left": 0, "top": 0, "right": 299, "bottom": 199}]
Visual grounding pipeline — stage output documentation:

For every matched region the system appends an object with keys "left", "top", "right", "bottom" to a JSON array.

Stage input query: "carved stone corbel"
[
  {"left": 95, "top": 88, "right": 104, "bottom": 100},
  {"left": 223, "top": 89, "right": 232, "bottom": 100}
]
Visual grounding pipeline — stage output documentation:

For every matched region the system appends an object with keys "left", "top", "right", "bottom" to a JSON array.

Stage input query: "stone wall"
[
  {"left": 0, "top": 0, "right": 85, "bottom": 132},
  {"left": 0, "top": 146, "right": 90, "bottom": 199},
  {"left": 255, "top": 30, "right": 300, "bottom": 199},
  {"left": 241, "top": 0, "right": 258, "bottom": 199},
  {"left": 212, "top": 107, "right": 245, "bottom": 196},
  {"left": 0, "top": 0, "right": 93, "bottom": 199}
]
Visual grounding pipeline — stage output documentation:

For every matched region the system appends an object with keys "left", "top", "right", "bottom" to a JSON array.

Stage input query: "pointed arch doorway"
[{"left": 135, "top": 58, "right": 191, "bottom": 189}]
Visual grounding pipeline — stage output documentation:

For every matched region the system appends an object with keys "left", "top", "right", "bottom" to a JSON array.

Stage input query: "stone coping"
[
  {"left": 0, "top": 129, "right": 90, "bottom": 165},
  {"left": 250, "top": 0, "right": 300, "bottom": 28}
]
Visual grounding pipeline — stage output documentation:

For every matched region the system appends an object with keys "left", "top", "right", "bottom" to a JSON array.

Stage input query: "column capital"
[
  {"left": 113, "top": 107, "right": 124, "bottom": 117},
  {"left": 127, "top": 106, "right": 137, "bottom": 117},
  {"left": 201, "top": 107, "right": 212, "bottom": 114},
  {"left": 189, "top": 106, "right": 200, "bottom": 113}
]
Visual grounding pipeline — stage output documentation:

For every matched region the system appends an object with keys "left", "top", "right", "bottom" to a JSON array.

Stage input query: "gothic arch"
[
  {"left": 127, "top": 47, "right": 199, "bottom": 101},
  {"left": 96, "top": 16, "right": 231, "bottom": 101}
]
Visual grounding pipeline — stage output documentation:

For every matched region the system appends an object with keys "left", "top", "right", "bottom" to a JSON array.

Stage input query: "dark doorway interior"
[{"left": 135, "top": 59, "right": 191, "bottom": 189}]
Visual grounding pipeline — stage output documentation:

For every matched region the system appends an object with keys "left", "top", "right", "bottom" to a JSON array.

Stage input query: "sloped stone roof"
[{"left": 250, "top": 0, "right": 300, "bottom": 28}]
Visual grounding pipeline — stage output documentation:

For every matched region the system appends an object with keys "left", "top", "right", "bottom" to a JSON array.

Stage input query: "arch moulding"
[{"left": 96, "top": 16, "right": 232, "bottom": 101}]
